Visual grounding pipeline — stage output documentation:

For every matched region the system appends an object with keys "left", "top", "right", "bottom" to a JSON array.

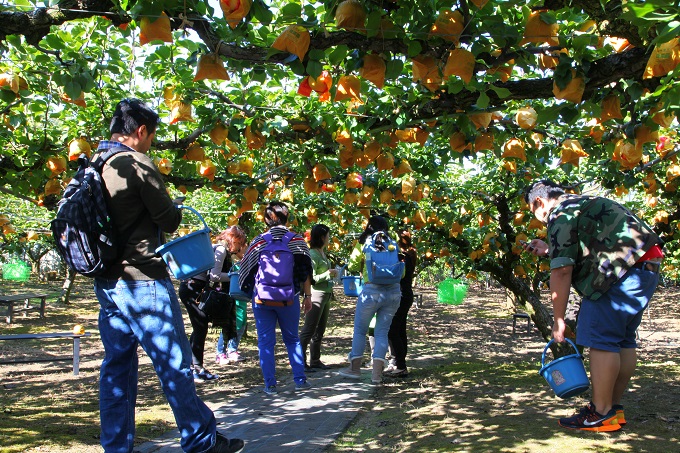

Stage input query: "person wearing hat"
[{"left": 524, "top": 180, "right": 663, "bottom": 432}]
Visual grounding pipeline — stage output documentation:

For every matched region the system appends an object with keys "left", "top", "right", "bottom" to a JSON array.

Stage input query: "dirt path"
[{"left": 0, "top": 280, "right": 678, "bottom": 452}]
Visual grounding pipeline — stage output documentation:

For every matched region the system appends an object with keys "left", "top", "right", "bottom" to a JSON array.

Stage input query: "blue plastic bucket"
[
  {"left": 539, "top": 339, "right": 590, "bottom": 399},
  {"left": 155, "top": 206, "right": 214, "bottom": 280},
  {"left": 228, "top": 270, "right": 250, "bottom": 301},
  {"left": 341, "top": 276, "right": 363, "bottom": 297}
]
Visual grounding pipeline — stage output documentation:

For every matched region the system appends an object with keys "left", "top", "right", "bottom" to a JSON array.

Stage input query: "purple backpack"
[{"left": 254, "top": 231, "right": 296, "bottom": 302}]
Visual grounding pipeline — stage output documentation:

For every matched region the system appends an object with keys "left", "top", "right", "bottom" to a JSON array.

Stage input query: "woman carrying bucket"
[
  {"left": 215, "top": 226, "right": 249, "bottom": 365},
  {"left": 178, "top": 227, "right": 238, "bottom": 382},
  {"left": 299, "top": 224, "right": 339, "bottom": 372}
]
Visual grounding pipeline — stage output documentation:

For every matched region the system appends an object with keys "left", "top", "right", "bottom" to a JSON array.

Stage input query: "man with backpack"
[
  {"left": 238, "top": 201, "right": 313, "bottom": 395},
  {"left": 91, "top": 99, "right": 243, "bottom": 453}
]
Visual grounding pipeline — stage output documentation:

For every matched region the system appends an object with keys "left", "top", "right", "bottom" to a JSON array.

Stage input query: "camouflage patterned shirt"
[{"left": 547, "top": 195, "right": 661, "bottom": 300}]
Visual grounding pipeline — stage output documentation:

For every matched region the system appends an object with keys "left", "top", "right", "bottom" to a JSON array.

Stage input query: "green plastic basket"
[
  {"left": 437, "top": 278, "right": 468, "bottom": 305},
  {"left": 2, "top": 260, "right": 31, "bottom": 282}
]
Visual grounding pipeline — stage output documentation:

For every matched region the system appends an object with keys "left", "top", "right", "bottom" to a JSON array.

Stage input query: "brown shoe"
[
  {"left": 371, "top": 360, "right": 384, "bottom": 384},
  {"left": 338, "top": 358, "right": 362, "bottom": 379}
]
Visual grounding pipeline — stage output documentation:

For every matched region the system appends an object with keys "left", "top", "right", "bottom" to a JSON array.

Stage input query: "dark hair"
[
  {"left": 399, "top": 229, "right": 418, "bottom": 267},
  {"left": 524, "top": 179, "right": 565, "bottom": 205},
  {"left": 110, "top": 98, "right": 160, "bottom": 136},
  {"left": 358, "top": 215, "right": 389, "bottom": 244},
  {"left": 310, "top": 224, "right": 330, "bottom": 249},
  {"left": 398, "top": 229, "right": 413, "bottom": 250},
  {"left": 264, "top": 201, "right": 289, "bottom": 227}
]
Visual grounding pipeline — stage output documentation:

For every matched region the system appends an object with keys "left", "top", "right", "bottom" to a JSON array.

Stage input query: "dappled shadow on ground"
[
  {"left": 326, "top": 286, "right": 680, "bottom": 452},
  {"left": 1, "top": 278, "right": 678, "bottom": 452}
]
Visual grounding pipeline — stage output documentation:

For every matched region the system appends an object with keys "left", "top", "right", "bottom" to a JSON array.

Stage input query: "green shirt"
[
  {"left": 310, "top": 248, "right": 334, "bottom": 293},
  {"left": 547, "top": 195, "right": 661, "bottom": 300}
]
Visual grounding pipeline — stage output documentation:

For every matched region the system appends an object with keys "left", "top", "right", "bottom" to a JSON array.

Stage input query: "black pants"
[
  {"left": 178, "top": 280, "right": 209, "bottom": 368},
  {"left": 299, "top": 291, "right": 332, "bottom": 365},
  {"left": 388, "top": 293, "right": 413, "bottom": 369}
]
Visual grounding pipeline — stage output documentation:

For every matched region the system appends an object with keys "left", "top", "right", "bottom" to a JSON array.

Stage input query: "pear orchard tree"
[{"left": 1, "top": 0, "right": 679, "bottom": 340}]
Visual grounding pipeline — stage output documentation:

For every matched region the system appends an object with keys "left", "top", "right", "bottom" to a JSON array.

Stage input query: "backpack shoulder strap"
[
  {"left": 91, "top": 145, "right": 134, "bottom": 173},
  {"left": 282, "top": 231, "right": 295, "bottom": 245}
]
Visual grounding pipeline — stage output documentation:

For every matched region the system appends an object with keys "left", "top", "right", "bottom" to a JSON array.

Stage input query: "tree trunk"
[{"left": 58, "top": 267, "right": 76, "bottom": 305}]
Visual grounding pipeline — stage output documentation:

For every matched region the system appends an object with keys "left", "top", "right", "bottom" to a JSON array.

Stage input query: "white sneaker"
[{"left": 227, "top": 351, "right": 245, "bottom": 363}]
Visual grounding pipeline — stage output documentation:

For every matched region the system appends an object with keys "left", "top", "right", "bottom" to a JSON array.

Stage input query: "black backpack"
[{"left": 50, "top": 147, "right": 136, "bottom": 277}]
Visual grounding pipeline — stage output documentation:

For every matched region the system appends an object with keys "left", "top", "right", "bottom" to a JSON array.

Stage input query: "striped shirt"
[{"left": 238, "top": 226, "right": 312, "bottom": 295}]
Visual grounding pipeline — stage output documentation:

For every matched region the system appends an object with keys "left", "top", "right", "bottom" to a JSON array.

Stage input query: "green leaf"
[
  {"left": 572, "top": 34, "right": 597, "bottom": 51},
  {"left": 654, "top": 21, "right": 680, "bottom": 45},
  {"left": 251, "top": 68, "right": 266, "bottom": 84},
  {"left": 539, "top": 11, "right": 557, "bottom": 25},
  {"left": 64, "top": 81, "right": 82, "bottom": 100},
  {"left": 155, "top": 47, "right": 171, "bottom": 59},
  {"left": 0, "top": 89, "right": 15, "bottom": 103},
  {"left": 44, "top": 34, "right": 63, "bottom": 50},
  {"left": 252, "top": 0, "right": 273, "bottom": 25},
  {"left": 488, "top": 85, "right": 511, "bottom": 99},
  {"left": 227, "top": 125, "right": 240, "bottom": 143},
  {"left": 537, "top": 105, "right": 560, "bottom": 123},
  {"left": 476, "top": 91, "right": 490, "bottom": 109},
  {"left": 447, "top": 79, "right": 464, "bottom": 94},
  {"left": 406, "top": 40, "right": 422, "bottom": 57},
  {"left": 385, "top": 59, "right": 403, "bottom": 80},
  {"left": 306, "top": 60, "right": 323, "bottom": 78},
  {"left": 622, "top": 1, "right": 678, "bottom": 25},
  {"left": 281, "top": 3, "right": 302, "bottom": 19},
  {"left": 626, "top": 82, "right": 644, "bottom": 102},
  {"left": 308, "top": 49, "right": 325, "bottom": 61},
  {"left": 553, "top": 62, "right": 573, "bottom": 90},
  {"left": 366, "top": 11, "right": 382, "bottom": 38},
  {"left": 289, "top": 59, "right": 306, "bottom": 76},
  {"left": 328, "top": 45, "right": 348, "bottom": 66},
  {"left": 558, "top": 105, "right": 580, "bottom": 124}
]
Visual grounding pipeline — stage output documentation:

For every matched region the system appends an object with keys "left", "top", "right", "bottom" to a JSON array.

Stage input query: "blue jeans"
[
  {"left": 95, "top": 278, "right": 216, "bottom": 453},
  {"left": 349, "top": 283, "right": 401, "bottom": 364},
  {"left": 252, "top": 299, "right": 306, "bottom": 387},
  {"left": 216, "top": 321, "right": 247, "bottom": 354},
  {"left": 217, "top": 301, "right": 247, "bottom": 354}
]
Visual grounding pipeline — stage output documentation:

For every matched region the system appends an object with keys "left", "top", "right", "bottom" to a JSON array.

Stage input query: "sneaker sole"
[
  {"left": 338, "top": 371, "right": 361, "bottom": 379},
  {"left": 616, "top": 411, "right": 626, "bottom": 426},
  {"left": 558, "top": 420, "right": 622, "bottom": 432}
]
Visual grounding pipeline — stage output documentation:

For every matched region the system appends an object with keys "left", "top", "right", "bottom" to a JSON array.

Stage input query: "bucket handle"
[
  {"left": 342, "top": 275, "right": 363, "bottom": 283},
  {"left": 541, "top": 338, "right": 581, "bottom": 368},
  {"left": 158, "top": 205, "right": 211, "bottom": 245},
  {"left": 176, "top": 205, "right": 210, "bottom": 231}
]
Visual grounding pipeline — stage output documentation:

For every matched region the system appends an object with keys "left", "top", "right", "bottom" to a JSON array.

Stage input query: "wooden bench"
[
  {"left": 0, "top": 332, "right": 92, "bottom": 375},
  {"left": 0, "top": 293, "right": 48, "bottom": 324},
  {"left": 512, "top": 312, "right": 532, "bottom": 334}
]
